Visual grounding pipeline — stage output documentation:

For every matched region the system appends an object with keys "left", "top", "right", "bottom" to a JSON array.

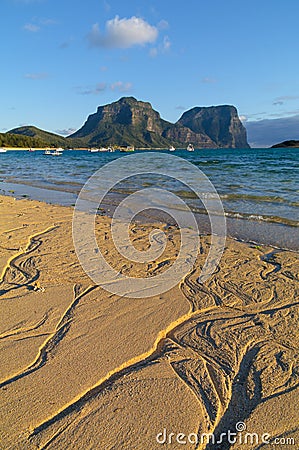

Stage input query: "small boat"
[
  {"left": 52, "top": 148, "right": 63, "bottom": 156},
  {"left": 169, "top": 146, "right": 175, "bottom": 151},
  {"left": 44, "top": 148, "right": 63, "bottom": 156},
  {"left": 0, "top": 148, "right": 7, "bottom": 153},
  {"left": 108, "top": 146, "right": 115, "bottom": 152},
  {"left": 88, "top": 148, "right": 99, "bottom": 153},
  {"left": 28, "top": 148, "right": 35, "bottom": 152},
  {"left": 187, "top": 144, "right": 194, "bottom": 151}
]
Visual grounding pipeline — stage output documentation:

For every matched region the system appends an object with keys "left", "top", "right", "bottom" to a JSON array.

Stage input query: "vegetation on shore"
[
  {"left": 9, "top": 126, "right": 66, "bottom": 147},
  {"left": 6, "top": 126, "right": 85, "bottom": 149},
  {"left": 0, "top": 132, "right": 47, "bottom": 148},
  {"left": 271, "top": 140, "right": 299, "bottom": 148}
]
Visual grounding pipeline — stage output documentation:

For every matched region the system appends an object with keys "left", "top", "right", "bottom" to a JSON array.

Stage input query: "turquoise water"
[{"left": 0, "top": 148, "right": 298, "bottom": 248}]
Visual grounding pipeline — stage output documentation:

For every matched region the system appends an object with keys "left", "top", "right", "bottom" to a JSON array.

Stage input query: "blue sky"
[{"left": 1, "top": 0, "right": 299, "bottom": 146}]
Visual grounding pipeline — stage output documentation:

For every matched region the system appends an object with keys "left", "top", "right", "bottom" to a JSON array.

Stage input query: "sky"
[{"left": 1, "top": 0, "right": 299, "bottom": 147}]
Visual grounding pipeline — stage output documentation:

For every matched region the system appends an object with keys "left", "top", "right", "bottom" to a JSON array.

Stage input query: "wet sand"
[
  {"left": 0, "top": 195, "right": 298, "bottom": 449},
  {"left": 1, "top": 180, "right": 298, "bottom": 251}
]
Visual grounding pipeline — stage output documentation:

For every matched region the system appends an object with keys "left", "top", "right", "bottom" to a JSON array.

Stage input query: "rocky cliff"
[
  {"left": 163, "top": 124, "right": 215, "bottom": 148},
  {"left": 69, "top": 97, "right": 174, "bottom": 148},
  {"left": 177, "top": 105, "right": 250, "bottom": 148},
  {"left": 69, "top": 97, "right": 250, "bottom": 148}
]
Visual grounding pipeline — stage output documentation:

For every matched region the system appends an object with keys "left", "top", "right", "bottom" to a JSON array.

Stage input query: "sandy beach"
[{"left": 0, "top": 194, "right": 298, "bottom": 449}]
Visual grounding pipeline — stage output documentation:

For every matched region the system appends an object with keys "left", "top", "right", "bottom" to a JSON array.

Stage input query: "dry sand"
[{"left": 0, "top": 194, "right": 298, "bottom": 449}]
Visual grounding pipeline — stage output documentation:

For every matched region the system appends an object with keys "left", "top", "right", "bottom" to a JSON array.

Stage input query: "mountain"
[
  {"left": 70, "top": 97, "right": 174, "bottom": 148},
  {"left": 7, "top": 126, "right": 85, "bottom": 148},
  {"left": 6, "top": 98, "right": 250, "bottom": 149},
  {"left": 69, "top": 97, "right": 249, "bottom": 148},
  {"left": 8, "top": 126, "right": 67, "bottom": 147},
  {"left": 177, "top": 105, "right": 250, "bottom": 148},
  {"left": 271, "top": 140, "right": 299, "bottom": 148}
]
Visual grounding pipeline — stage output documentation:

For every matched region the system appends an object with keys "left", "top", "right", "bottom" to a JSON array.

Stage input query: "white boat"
[
  {"left": 52, "top": 148, "right": 63, "bottom": 156},
  {"left": 89, "top": 148, "right": 99, "bottom": 153},
  {"left": 169, "top": 146, "right": 175, "bottom": 151},
  {"left": 187, "top": 144, "right": 194, "bottom": 151},
  {"left": 0, "top": 148, "right": 7, "bottom": 153},
  {"left": 44, "top": 147, "right": 63, "bottom": 156}
]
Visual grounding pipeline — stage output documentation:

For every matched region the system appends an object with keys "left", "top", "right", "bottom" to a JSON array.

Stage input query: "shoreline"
[
  {"left": 0, "top": 147, "right": 191, "bottom": 151},
  {"left": 1, "top": 181, "right": 298, "bottom": 251}
]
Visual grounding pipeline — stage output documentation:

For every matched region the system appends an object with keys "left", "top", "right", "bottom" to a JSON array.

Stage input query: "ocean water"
[{"left": 0, "top": 148, "right": 298, "bottom": 249}]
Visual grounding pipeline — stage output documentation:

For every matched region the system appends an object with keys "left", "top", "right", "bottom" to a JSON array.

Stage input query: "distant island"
[
  {"left": 271, "top": 140, "right": 299, "bottom": 148},
  {"left": 2, "top": 97, "right": 249, "bottom": 149}
]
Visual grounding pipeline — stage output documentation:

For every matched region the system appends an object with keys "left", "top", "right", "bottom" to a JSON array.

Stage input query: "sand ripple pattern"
[
  {"left": 0, "top": 197, "right": 298, "bottom": 449},
  {"left": 26, "top": 242, "right": 299, "bottom": 449}
]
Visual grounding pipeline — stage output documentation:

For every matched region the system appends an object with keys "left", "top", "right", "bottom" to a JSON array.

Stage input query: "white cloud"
[
  {"left": 55, "top": 128, "right": 76, "bottom": 136},
  {"left": 157, "top": 20, "right": 169, "bottom": 30},
  {"left": 24, "top": 72, "right": 48, "bottom": 79},
  {"left": 87, "top": 16, "right": 158, "bottom": 49},
  {"left": 149, "top": 35, "right": 171, "bottom": 57},
  {"left": 76, "top": 81, "right": 132, "bottom": 95},
  {"left": 163, "top": 36, "right": 171, "bottom": 51},
  {"left": 239, "top": 115, "right": 247, "bottom": 123},
  {"left": 110, "top": 81, "right": 132, "bottom": 92},
  {"left": 23, "top": 17, "right": 57, "bottom": 32},
  {"left": 24, "top": 23, "right": 40, "bottom": 32},
  {"left": 77, "top": 83, "right": 107, "bottom": 95}
]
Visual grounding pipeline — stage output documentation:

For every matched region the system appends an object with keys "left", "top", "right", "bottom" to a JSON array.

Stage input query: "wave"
[
  {"left": 220, "top": 193, "right": 299, "bottom": 207},
  {"left": 223, "top": 211, "right": 299, "bottom": 227},
  {"left": 2, "top": 178, "right": 298, "bottom": 228},
  {"left": 187, "top": 206, "right": 299, "bottom": 227},
  {"left": 194, "top": 160, "right": 221, "bottom": 165}
]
